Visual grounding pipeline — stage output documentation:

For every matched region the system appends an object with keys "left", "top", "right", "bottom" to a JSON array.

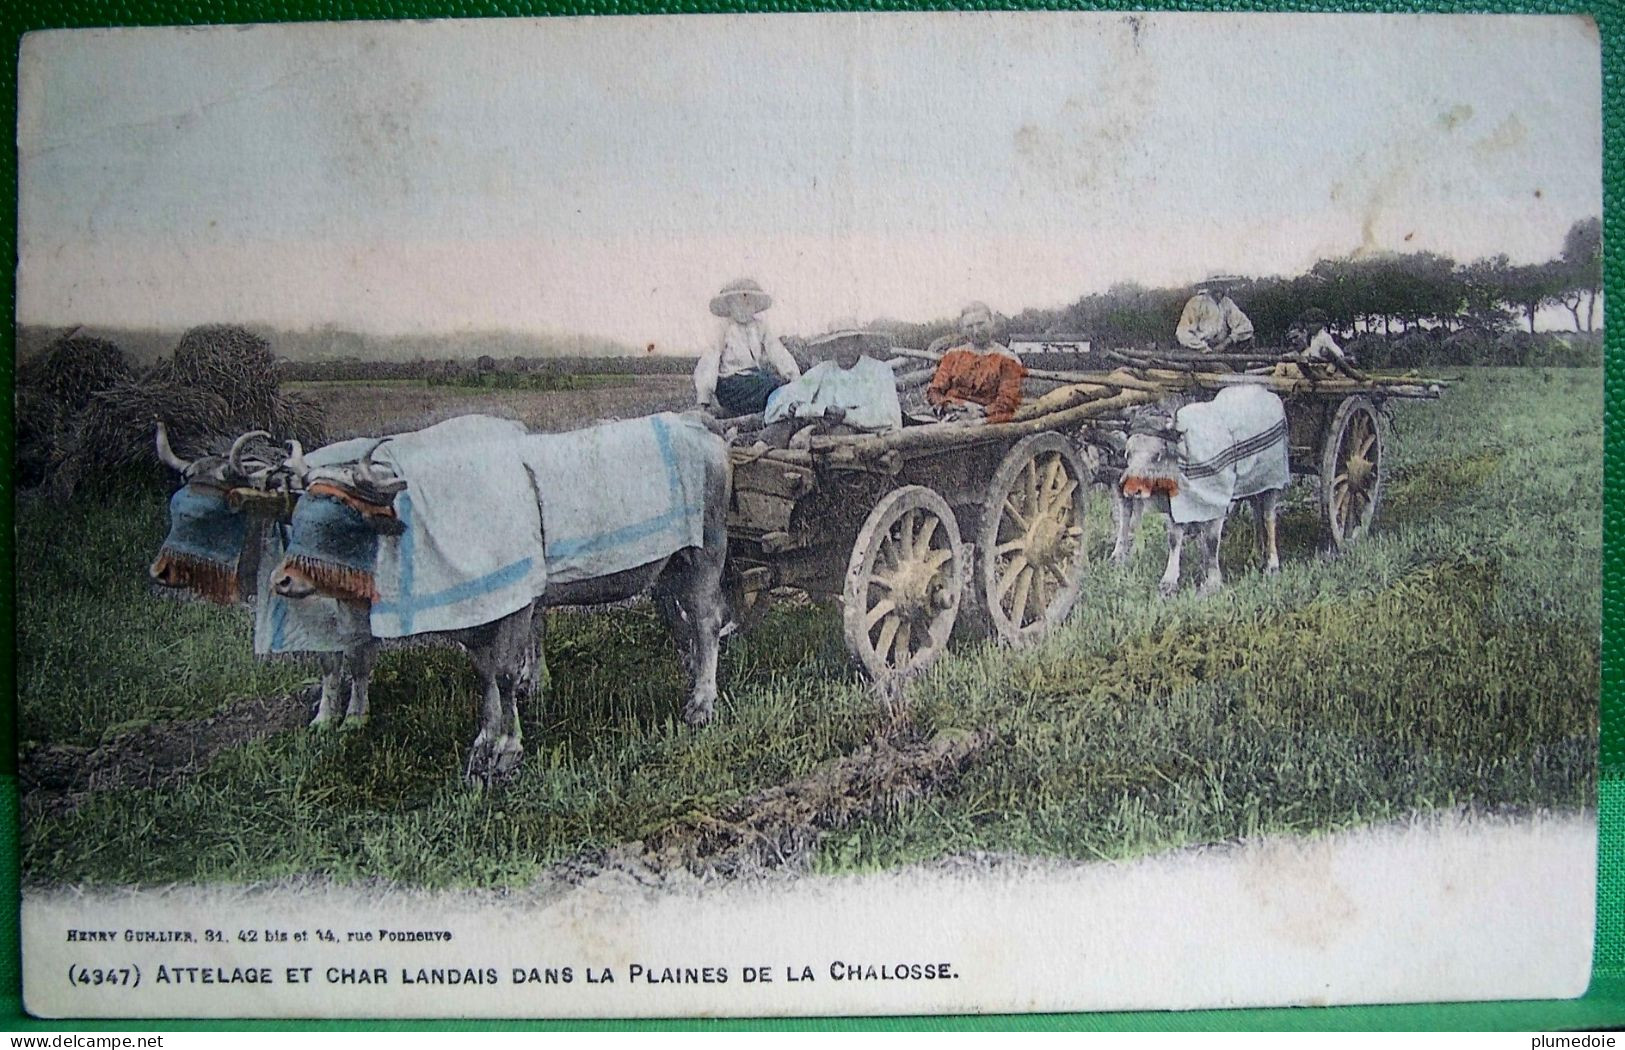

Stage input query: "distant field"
[
  {"left": 290, "top": 374, "right": 693, "bottom": 438},
  {"left": 16, "top": 368, "right": 1599, "bottom": 887}
]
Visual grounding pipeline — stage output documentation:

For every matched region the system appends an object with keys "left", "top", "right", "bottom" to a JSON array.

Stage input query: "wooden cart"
[{"left": 724, "top": 348, "right": 1445, "bottom": 682}]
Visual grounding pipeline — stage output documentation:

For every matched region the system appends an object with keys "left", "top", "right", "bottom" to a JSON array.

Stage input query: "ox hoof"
[
  {"left": 309, "top": 716, "right": 338, "bottom": 733},
  {"left": 682, "top": 700, "right": 715, "bottom": 728},
  {"left": 340, "top": 715, "right": 369, "bottom": 731},
  {"left": 1263, "top": 562, "right": 1280, "bottom": 577},
  {"left": 1157, "top": 581, "right": 1179, "bottom": 600},
  {"left": 465, "top": 738, "right": 524, "bottom": 788},
  {"left": 1196, "top": 581, "right": 1220, "bottom": 599}
]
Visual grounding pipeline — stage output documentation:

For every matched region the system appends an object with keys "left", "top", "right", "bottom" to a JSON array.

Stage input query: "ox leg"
[
  {"left": 1111, "top": 494, "right": 1144, "bottom": 566},
  {"left": 654, "top": 589, "right": 696, "bottom": 678},
  {"left": 466, "top": 608, "right": 532, "bottom": 787},
  {"left": 1195, "top": 518, "right": 1226, "bottom": 597},
  {"left": 1159, "top": 520, "right": 1187, "bottom": 598},
  {"left": 1253, "top": 491, "right": 1282, "bottom": 575},
  {"left": 342, "top": 640, "right": 378, "bottom": 728},
  {"left": 311, "top": 653, "right": 344, "bottom": 729},
  {"left": 524, "top": 609, "right": 549, "bottom": 710},
  {"left": 674, "top": 551, "right": 725, "bottom": 728}
]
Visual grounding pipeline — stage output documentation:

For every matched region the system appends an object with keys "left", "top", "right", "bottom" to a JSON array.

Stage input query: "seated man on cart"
[
  {"left": 920, "top": 302, "right": 1026, "bottom": 425},
  {"left": 1273, "top": 307, "right": 1366, "bottom": 381},
  {"left": 694, "top": 278, "right": 802, "bottom": 417},
  {"left": 1176, "top": 274, "right": 1255, "bottom": 352},
  {"left": 757, "top": 331, "right": 902, "bottom": 448}
]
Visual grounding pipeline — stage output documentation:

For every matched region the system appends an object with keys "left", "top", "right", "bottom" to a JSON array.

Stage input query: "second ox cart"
[{"left": 723, "top": 343, "right": 1447, "bottom": 682}]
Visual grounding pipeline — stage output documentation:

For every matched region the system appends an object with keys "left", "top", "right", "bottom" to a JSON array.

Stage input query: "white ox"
[
  {"left": 266, "top": 412, "right": 731, "bottom": 785},
  {"left": 1114, "top": 385, "right": 1290, "bottom": 597}
]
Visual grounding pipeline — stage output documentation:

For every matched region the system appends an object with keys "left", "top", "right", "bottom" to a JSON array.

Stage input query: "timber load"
[{"left": 732, "top": 344, "right": 1447, "bottom": 469}]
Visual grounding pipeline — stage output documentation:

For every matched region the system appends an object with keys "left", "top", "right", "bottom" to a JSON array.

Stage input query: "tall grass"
[{"left": 16, "top": 369, "right": 1599, "bottom": 887}]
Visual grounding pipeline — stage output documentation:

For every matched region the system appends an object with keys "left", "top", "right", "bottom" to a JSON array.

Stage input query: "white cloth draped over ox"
[
  {"left": 252, "top": 429, "right": 505, "bottom": 654},
  {"left": 366, "top": 415, "right": 545, "bottom": 639},
  {"left": 260, "top": 412, "right": 716, "bottom": 646},
  {"left": 1170, "top": 385, "right": 1290, "bottom": 524},
  {"left": 516, "top": 412, "right": 716, "bottom": 585}
]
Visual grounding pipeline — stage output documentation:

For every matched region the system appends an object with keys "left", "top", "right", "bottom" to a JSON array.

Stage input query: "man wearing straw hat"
[
  {"left": 693, "top": 278, "right": 802, "bottom": 417},
  {"left": 1176, "top": 274, "right": 1256, "bottom": 353}
]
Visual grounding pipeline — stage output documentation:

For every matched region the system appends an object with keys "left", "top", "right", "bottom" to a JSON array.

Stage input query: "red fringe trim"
[
  {"left": 282, "top": 553, "right": 379, "bottom": 603},
  {"left": 151, "top": 550, "right": 240, "bottom": 606},
  {"left": 307, "top": 481, "right": 399, "bottom": 522},
  {"left": 1121, "top": 475, "right": 1180, "bottom": 499}
]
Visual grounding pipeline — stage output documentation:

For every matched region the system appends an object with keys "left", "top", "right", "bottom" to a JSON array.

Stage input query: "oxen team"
[
  {"left": 149, "top": 413, "right": 729, "bottom": 784},
  {"left": 148, "top": 383, "right": 1295, "bottom": 786}
]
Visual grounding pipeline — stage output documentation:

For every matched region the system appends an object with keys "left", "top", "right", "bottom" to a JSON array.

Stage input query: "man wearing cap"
[
  {"left": 1176, "top": 276, "right": 1256, "bottom": 352},
  {"left": 694, "top": 278, "right": 802, "bottom": 417},
  {"left": 1275, "top": 307, "right": 1363, "bottom": 380},
  {"left": 758, "top": 330, "right": 902, "bottom": 448},
  {"left": 923, "top": 302, "right": 1026, "bottom": 425}
]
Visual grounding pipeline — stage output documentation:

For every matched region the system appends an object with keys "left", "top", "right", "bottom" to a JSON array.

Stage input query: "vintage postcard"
[{"left": 14, "top": 12, "right": 1601, "bottom": 1018}]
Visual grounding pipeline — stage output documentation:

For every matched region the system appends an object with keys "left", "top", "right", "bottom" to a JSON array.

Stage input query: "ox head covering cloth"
[
  {"left": 282, "top": 489, "right": 386, "bottom": 602},
  {"left": 153, "top": 483, "right": 249, "bottom": 604},
  {"left": 1168, "top": 384, "right": 1291, "bottom": 524}
]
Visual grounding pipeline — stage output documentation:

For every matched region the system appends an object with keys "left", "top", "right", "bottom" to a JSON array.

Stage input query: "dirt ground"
[
  {"left": 20, "top": 690, "right": 315, "bottom": 820},
  {"left": 21, "top": 684, "right": 993, "bottom": 879},
  {"left": 293, "top": 375, "right": 693, "bottom": 437}
]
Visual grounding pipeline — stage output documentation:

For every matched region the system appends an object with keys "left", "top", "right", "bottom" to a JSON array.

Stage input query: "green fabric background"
[{"left": 1, "top": 0, "right": 1620, "bottom": 1031}]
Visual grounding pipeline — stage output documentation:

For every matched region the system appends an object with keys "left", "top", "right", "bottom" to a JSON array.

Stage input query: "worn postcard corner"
[{"left": 13, "top": 10, "right": 1602, "bottom": 1020}]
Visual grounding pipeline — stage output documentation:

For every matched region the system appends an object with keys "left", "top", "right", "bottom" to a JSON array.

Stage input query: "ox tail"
[
  {"left": 282, "top": 555, "right": 380, "bottom": 603},
  {"left": 1120, "top": 475, "right": 1180, "bottom": 499},
  {"left": 151, "top": 549, "right": 240, "bottom": 605}
]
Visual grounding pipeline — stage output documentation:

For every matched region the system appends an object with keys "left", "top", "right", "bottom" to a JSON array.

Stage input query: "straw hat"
[
  {"left": 1195, "top": 274, "right": 1243, "bottom": 291},
  {"left": 709, "top": 278, "right": 774, "bottom": 318}
]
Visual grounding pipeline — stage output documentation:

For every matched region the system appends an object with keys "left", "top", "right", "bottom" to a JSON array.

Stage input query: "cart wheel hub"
[
  {"left": 1026, "top": 518, "right": 1063, "bottom": 567},
  {"left": 892, "top": 561, "right": 940, "bottom": 621},
  {"left": 1347, "top": 453, "right": 1374, "bottom": 489}
]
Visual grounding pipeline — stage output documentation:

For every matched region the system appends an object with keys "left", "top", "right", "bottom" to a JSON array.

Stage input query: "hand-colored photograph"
[{"left": 14, "top": 12, "right": 1600, "bottom": 1018}]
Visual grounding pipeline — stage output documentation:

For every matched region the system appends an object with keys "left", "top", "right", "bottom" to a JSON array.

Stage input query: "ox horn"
[
  {"left": 284, "top": 439, "right": 311, "bottom": 481},
  {"left": 154, "top": 422, "right": 193, "bottom": 474},
  {"left": 358, "top": 438, "right": 406, "bottom": 494},
  {"left": 228, "top": 430, "right": 273, "bottom": 479}
]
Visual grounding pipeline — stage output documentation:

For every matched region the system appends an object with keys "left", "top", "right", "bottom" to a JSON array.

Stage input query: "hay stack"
[
  {"left": 45, "top": 325, "right": 328, "bottom": 497},
  {"left": 160, "top": 325, "right": 280, "bottom": 421},
  {"left": 268, "top": 390, "right": 328, "bottom": 449},
  {"left": 18, "top": 335, "right": 131, "bottom": 412},
  {"left": 15, "top": 387, "right": 70, "bottom": 489}
]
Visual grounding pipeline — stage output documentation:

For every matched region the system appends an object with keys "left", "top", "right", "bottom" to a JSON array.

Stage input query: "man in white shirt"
[
  {"left": 1176, "top": 275, "right": 1255, "bottom": 352},
  {"left": 758, "top": 332, "right": 902, "bottom": 447},
  {"left": 693, "top": 278, "right": 802, "bottom": 417}
]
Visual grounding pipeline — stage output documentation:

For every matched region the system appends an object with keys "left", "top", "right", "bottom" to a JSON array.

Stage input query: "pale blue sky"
[{"left": 18, "top": 13, "right": 1602, "bottom": 350}]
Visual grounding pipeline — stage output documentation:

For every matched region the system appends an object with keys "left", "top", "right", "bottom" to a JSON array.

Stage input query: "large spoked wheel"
[
  {"left": 842, "top": 486, "right": 965, "bottom": 682},
  {"left": 977, "top": 433, "right": 1092, "bottom": 645},
  {"left": 1320, "top": 396, "right": 1385, "bottom": 549}
]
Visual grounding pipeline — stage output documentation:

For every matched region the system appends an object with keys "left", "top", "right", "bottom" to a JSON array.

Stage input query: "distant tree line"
[
  {"left": 278, "top": 353, "right": 697, "bottom": 383},
  {"left": 876, "top": 217, "right": 1603, "bottom": 369}
]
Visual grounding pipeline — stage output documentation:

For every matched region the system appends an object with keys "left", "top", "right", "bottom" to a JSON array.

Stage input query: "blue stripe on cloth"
[
  {"left": 543, "top": 414, "right": 687, "bottom": 562},
  {"left": 373, "top": 491, "right": 536, "bottom": 635},
  {"left": 270, "top": 595, "right": 288, "bottom": 653}
]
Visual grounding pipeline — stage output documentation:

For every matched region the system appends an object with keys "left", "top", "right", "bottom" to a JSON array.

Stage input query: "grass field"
[{"left": 16, "top": 368, "right": 1599, "bottom": 887}]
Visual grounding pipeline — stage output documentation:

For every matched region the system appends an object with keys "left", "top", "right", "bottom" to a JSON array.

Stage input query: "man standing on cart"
[
  {"left": 1176, "top": 274, "right": 1256, "bottom": 352},
  {"left": 694, "top": 278, "right": 802, "bottom": 417}
]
